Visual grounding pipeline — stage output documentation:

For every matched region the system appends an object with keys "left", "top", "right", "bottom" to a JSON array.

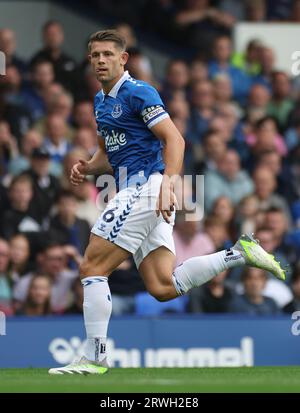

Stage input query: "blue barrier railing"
[{"left": 0, "top": 315, "right": 299, "bottom": 367}]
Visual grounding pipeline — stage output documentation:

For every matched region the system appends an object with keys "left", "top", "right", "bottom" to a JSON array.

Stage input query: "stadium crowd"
[{"left": 0, "top": 4, "right": 300, "bottom": 317}]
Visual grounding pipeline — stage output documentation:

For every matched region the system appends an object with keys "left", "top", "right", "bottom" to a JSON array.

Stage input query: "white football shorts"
[{"left": 91, "top": 172, "right": 176, "bottom": 268}]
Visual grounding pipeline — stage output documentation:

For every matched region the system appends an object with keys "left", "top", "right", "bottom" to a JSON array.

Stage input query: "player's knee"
[
  {"left": 79, "top": 256, "right": 111, "bottom": 279},
  {"left": 79, "top": 259, "right": 91, "bottom": 279},
  {"left": 148, "top": 286, "right": 170, "bottom": 302}
]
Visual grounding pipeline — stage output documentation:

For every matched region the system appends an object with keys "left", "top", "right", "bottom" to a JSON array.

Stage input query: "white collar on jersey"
[{"left": 103, "top": 70, "right": 130, "bottom": 99}]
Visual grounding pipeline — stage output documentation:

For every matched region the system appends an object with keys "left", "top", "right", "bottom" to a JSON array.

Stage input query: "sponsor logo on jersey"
[
  {"left": 141, "top": 105, "right": 165, "bottom": 124},
  {"left": 101, "top": 129, "right": 127, "bottom": 152},
  {"left": 111, "top": 103, "right": 123, "bottom": 118}
]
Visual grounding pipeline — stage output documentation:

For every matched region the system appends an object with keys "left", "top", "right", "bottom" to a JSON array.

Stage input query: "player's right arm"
[{"left": 70, "top": 136, "right": 112, "bottom": 186}]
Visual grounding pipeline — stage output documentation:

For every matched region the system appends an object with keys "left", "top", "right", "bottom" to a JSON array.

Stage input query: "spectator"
[
  {"left": 235, "top": 227, "right": 293, "bottom": 307},
  {"left": 42, "top": 114, "right": 73, "bottom": 173},
  {"left": 188, "top": 80, "right": 216, "bottom": 142},
  {"left": 215, "top": 102, "right": 246, "bottom": 159},
  {"left": 0, "top": 238, "right": 13, "bottom": 315},
  {"left": 246, "top": 116, "right": 288, "bottom": 160},
  {"left": 252, "top": 166, "right": 291, "bottom": 219},
  {"left": 288, "top": 141, "right": 300, "bottom": 202},
  {"left": 267, "top": 71, "right": 294, "bottom": 130},
  {"left": 175, "top": 0, "right": 235, "bottom": 54},
  {"left": 253, "top": 46, "right": 276, "bottom": 91},
  {"left": 231, "top": 39, "right": 262, "bottom": 76},
  {"left": 265, "top": 207, "right": 297, "bottom": 266},
  {"left": 49, "top": 190, "right": 90, "bottom": 256},
  {"left": 8, "top": 234, "right": 31, "bottom": 282},
  {"left": 208, "top": 35, "right": 252, "bottom": 104},
  {"left": 33, "top": 90, "right": 75, "bottom": 141},
  {"left": 245, "top": 0, "right": 267, "bottom": 21},
  {"left": 60, "top": 147, "right": 90, "bottom": 190},
  {"left": 213, "top": 73, "right": 233, "bottom": 106},
  {"left": 283, "top": 264, "right": 300, "bottom": 313},
  {"left": 189, "top": 59, "right": 208, "bottom": 85},
  {"left": 30, "top": 20, "right": 76, "bottom": 91},
  {"left": 167, "top": 96, "right": 192, "bottom": 170},
  {"left": 13, "top": 243, "right": 78, "bottom": 312},
  {"left": 73, "top": 100, "right": 96, "bottom": 130},
  {"left": 194, "top": 129, "right": 227, "bottom": 175},
  {"left": 246, "top": 84, "right": 271, "bottom": 125},
  {"left": 210, "top": 196, "right": 236, "bottom": 242},
  {"left": 0, "top": 64, "right": 23, "bottom": 105},
  {"left": 219, "top": 0, "right": 246, "bottom": 20},
  {"left": 236, "top": 194, "right": 261, "bottom": 235},
  {"left": 0, "top": 183, "right": 9, "bottom": 218},
  {"left": 3, "top": 64, "right": 24, "bottom": 107},
  {"left": 21, "top": 59, "right": 55, "bottom": 121},
  {"left": 17, "top": 274, "right": 52, "bottom": 316},
  {"left": 189, "top": 270, "right": 235, "bottom": 313},
  {"left": 284, "top": 118, "right": 300, "bottom": 151},
  {"left": 173, "top": 208, "right": 215, "bottom": 267},
  {"left": 74, "top": 127, "right": 98, "bottom": 156},
  {"left": 161, "top": 59, "right": 190, "bottom": 101},
  {"left": 204, "top": 149, "right": 254, "bottom": 211},
  {"left": 22, "top": 147, "right": 61, "bottom": 217},
  {"left": 229, "top": 267, "right": 279, "bottom": 315},
  {"left": 109, "top": 257, "right": 145, "bottom": 315},
  {"left": 167, "top": 96, "right": 190, "bottom": 123},
  {"left": 257, "top": 150, "right": 297, "bottom": 203},
  {"left": 8, "top": 129, "right": 43, "bottom": 176},
  {"left": 288, "top": 0, "right": 300, "bottom": 21},
  {"left": 70, "top": 181, "right": 99, "bottom": 227},
  {"left": 203, "top": 216, "right": 231, "bottom": 250},
  {"left": 0, "top": 120, "right": 18, "bottom": 174},
  {"left": 73, "top": 64, "right": 101, "bottom": 102},
  {"left": 115, "top": 22, "right": 137, "bottom": 49},
  {"left": 209, "top": 115, "right": 232, "bottom": 143},
  {"left": 126, "top": 47, "right": 155, "bottom": 85},
  {"left": 0, "top": 28, "right": 26, "bottom": 74},
  {"left": 64, "top": 277, "right": 83, "bottom": 314},
  {"left": 267, "top": 0, "right": 292, "bottom": 20},
  {"left": 0, "top": 174, "right": 43, "bottom": 241},
  {"left": 0, "top": 64, "right": 34, "bottom": 141}
]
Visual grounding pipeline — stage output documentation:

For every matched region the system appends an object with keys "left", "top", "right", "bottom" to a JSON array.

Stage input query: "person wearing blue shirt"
[
  {"left": 208, "top": 35, "right": 252, "bottom": 106},
  {"left": 48, "top": 30, "right": 286, "bottom": 375},
  {"left": 229, "top": 267, "right": 279, "bottom": 315}
]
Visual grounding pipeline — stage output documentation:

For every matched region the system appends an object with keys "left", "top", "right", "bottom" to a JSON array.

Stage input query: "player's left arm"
[{"left": 151, "top": 117, "right": 185, "bottom": 223}]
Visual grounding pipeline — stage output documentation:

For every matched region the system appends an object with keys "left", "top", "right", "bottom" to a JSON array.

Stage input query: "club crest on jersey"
[{"left": 111, "top": 104, "right": 123, "bottom": 118}]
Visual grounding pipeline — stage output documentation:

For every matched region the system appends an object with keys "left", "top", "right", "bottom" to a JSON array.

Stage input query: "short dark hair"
[
  {"left": 30, "top": 58, "right": 53, "bottom": 73},
  {"left": 255, "top": 115, "right": 279, "bottom": 131},
  {"left": 241, "top": 267, "right": 267, "bottom": 281},
  {"left": 265, "top": 206, "right": 285, "bottom": 215},
  {"left": 202, "top": 129, "right": 220, "bottom": 144},
  {"left": 88, "top": 29, "right": 126, "bottom": 52},
  {"left": 43, "top": 20, "right": 62, "bottom": 33},
  {"left": 57, "top": 189, "right": 77, "bottom": 203},
  {"left": 42, "top": 242, "right": 64, "bottom": 254},
  {"left": 10, "top": 174, "right": 33, "bottom": 190}
]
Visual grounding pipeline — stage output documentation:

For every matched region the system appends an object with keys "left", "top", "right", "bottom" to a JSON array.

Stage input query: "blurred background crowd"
[{"left": 0, "top": 0, "right": 300, "bottom": 317}]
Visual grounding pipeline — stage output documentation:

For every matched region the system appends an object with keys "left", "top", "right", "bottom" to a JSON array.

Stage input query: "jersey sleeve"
[{"left": 130, "top": 84, "right": 169, "bottom": 129}]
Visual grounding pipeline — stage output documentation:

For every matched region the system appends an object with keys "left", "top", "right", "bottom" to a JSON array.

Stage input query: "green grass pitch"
[{"left": 0, "top": 367, "right": 300, "bottom": 392}]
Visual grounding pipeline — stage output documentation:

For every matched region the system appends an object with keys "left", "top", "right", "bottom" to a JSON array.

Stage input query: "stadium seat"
[{"left": 134, "top": 291, "right": 188, "bottom": 315}]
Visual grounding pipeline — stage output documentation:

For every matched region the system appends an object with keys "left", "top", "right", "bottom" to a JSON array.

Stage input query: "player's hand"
[
  {"left": 70, "top": 159, "right": 89, "bottom": 186},
  {"left": 156, "top": 175, "right": 179, "bottom": 224}
]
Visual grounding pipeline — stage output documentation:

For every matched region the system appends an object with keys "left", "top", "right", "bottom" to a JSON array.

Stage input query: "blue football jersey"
[{"left": 94, "top": 71, "right": 169, "bottom": 189}]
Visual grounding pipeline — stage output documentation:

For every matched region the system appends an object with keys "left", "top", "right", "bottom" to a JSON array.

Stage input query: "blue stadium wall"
[{"left": 0, "top": 315, "right": 300, "bottom": 367}]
